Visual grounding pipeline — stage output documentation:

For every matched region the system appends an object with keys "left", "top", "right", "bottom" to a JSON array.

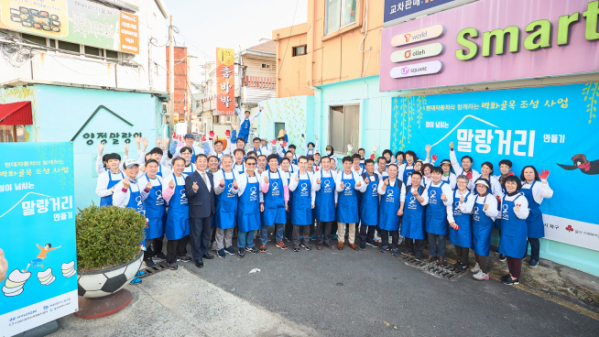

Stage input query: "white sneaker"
[
  {"left": 472, "top": 270, "right": 489, "bottom": 281},
  {"left": 470, "top": 262, "right": 481, "bottom": 274}
]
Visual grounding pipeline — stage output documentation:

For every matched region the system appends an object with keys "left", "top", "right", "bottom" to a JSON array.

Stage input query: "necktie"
[{"left": 201, "top": 172, "right": 208, "bottom": 190}]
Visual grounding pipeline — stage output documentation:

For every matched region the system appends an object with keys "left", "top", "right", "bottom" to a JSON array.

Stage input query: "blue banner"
[
  {"left": 390, "top": 83, "right": 599, "bottom": 251},
  {"left": 0, "top": 142, "right": 78, "bottom": 335},
  {"left": 384, "top": 0, "right": 455, "bottom": 25}
]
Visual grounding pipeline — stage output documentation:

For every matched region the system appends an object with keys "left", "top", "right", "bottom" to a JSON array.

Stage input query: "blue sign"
[
  {"left": 390, "top": 83, "right": 599, "bottom": 251},
  {"left": 384, "top": 0, "right": 455, "bottom": 25},
  {"left": 0, "top": 142, "right": 78, "bottom": 336}
]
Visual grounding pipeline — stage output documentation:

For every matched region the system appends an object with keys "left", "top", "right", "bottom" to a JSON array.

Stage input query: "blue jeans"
[
  {"left": 260, "top": 224, "right": 285, "bottom": 244},
  {"left": 528, "top": 238, "right": 540, "bottom": 261},
  {"left": 237, "top": 230, "right": 256, "bottom": 249},
  {"left": 427, "top": 233, "right": 447, "bottom": 257}
]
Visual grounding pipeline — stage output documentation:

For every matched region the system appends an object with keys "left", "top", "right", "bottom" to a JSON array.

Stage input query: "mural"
[{"left": 258, "top": 96, "right": 311, "bottom": 154}]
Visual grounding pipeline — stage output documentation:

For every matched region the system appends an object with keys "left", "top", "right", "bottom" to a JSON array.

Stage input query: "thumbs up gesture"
[
  {"left": 450, "top": 142, "right": 454, "bottom": 150},
  {"left": 340, "top": 182, "right": 345, "bottom": 189},
  {"left": 192, "top": 181, "right": 199, "bottom": 192},
  {"left": 264, "top": 176, "right": 269, "bottom": 184},
  {"left": 233, "top": 179, "right": 238, "bottom": 188},
  {"left": 441, "top": 193, "right": 447, "bottom": 201},
  {"left": 411, "top": 188, "right": 419, "bottom": 196},
  {"left": 316, "top": 178, "right": 321, "bottom": 184},
  {"left": 168, "top": 179, "right": 175, "bottom": 189},
  {"left": 384, "top": 179, "right": 389, "bottom": 186},
  {"left": 514, "top": 205, "right": 521, "bottom": 212},
  {"left": 483, "top": 203, "right": 489, "bottom": 211},
  {"left": 145, "top": 181, "right": 152, "bottom": 191},
  {"left": 294, "top": 174, "right": 299, "bottom": 182},
  {"left": 364, "top": 177, "right": 369, "bottom": 185},
  {"left": 460, "top": 195, "right": 465, "bottom": 204},
  {"left": 356, "top": 181, "right": 362, "bottom": 188},
  {"left": 220, "top": 178, "right": 225, "bottom": 186},
  {"left": 122, "top": 178, "right": 130, "bottom": 189}
]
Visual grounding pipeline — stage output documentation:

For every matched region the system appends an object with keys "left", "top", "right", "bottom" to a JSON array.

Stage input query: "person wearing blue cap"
[{"left": 173, "top": 134, "right": 204, "bottom": 163}]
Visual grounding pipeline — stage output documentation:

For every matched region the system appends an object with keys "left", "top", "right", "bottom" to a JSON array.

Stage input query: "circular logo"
[
  {"left": 401, "top": 67, "right": 409, "bottom": 75},
  {"left": 503, "top": 204, "right": 509, "bottom": 211},
  {"left": 272, "top": 182, "right": 279, "bottom": 188},
  {"left": 430, "top": 190, "right": 436, "bottom": 197},
  {"left": 404, "top": 50, "right": 412, "bottom": 59}
]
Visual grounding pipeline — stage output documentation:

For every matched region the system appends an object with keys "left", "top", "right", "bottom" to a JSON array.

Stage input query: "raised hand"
[
  {"left": 122, "top": 179, "right": 130, "bottom": 189},
  {"left": 316, "top": 178, "right": 321, "bottom": 184},
  {"left": 201, "top": 134, "right": 206, "bottom": 142},
  {"left": 142, "top": 137, "right": 149, "bottom": 148},
  {"left": 384, "top": 179, "right": 389, "bottom": 186},
  {"left": 370, "top": 154, "right": 375, "bottom": 160},
  {"left": 123, "top": 143, "right": 129, "bottom": 154},
  {"left": 538, "top": 169, "right": 550, "bottom": 182},
  {"left": 514, "top": 205, "right": 521, "bottom": 212},
  {"left": 425, "top": 144, "right": 432, "bottom": 153},
  {"left": 156, "top": 138, "right": 161, "bottom": 146},
  {"left": 271, "top": 139, "right": 277, "bottom": 145},
  {"left": 347, "top": 144, "right": 353, "bottom": 153},
  {"left": 460, "top": 195, "right": 465, "bottom": 204},
  {"left": 97, "top": 142, "right": 104, "bottom": 155},
  {"left": 315, "top": 135, "right": 318, "bottom": 141},
  {"left": 411, "top": 188, "right": 419, "bottom": 196},
  {"left": 356, "top": 181, "right": 362, "bottom": 188},
  {"left": 192, "top": 181, "right": 199, "bottom": 192},
  {"left": 294, "top": 174, "right": 299, "bottom": 182},
  {"left": 231, "top": 121, "right": 236, "bottom": 129},
  {"left": 233, "top": 179, "right": 238, "bottom": 188},
  {"left": 210, "top": 130, "right": 215, "bottom": 138},
  {"left": 168, "top": 179, "right": 175, "bottom": 189},
  {"left": 449, "top": 142, "right": 454, "bottom": 150},
  {"left": 220, "top": 178, "right": 225, "bottom": 186},
  {"left": 340, "top": 182, "right": 345, "bottom": 189},
  {"left": 441, "top": 193, "right": 447, "bottom": 201},
  {"left": 145, "top": 181, "right": 152, "bottom": 190},
  {"left": 264, "top": 176, "right": 269, "bottom": 184},
  {"left": 432, "top": 154, "right": 438, "bottom": 162},
  {"left": 364, "top": 177, "right": 369, "bottom": 185},
  {"left": 483, "top": 203, "right": 489, "bottom": 211},
  {"left": 135, "top": 135, "right": 141, "bottom": 144},
  {"left": 225, "top": 130, "right": 231, "bottom": 137},
  {"left": 260, "top": 106, "right": 264, "bottom": 112},
  {"left": 282, "top": 141, "right": 288, "bottom": 147}
]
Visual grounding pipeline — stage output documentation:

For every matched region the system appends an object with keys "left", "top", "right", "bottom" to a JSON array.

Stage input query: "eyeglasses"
[{"left": 246, "top": 163, "right": 256, "bottom": 166}]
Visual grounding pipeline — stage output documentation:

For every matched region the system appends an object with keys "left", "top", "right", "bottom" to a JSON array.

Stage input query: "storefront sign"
[
  {"left": 216, "top": 48, "right": 235, "bottom": 116},
  {"left": 380, "top": 0, "right": 599, "bottom": 92},
  {"left": 389, "top": 82, "right": 599, "bottom": 251},
  {"left": 384, "top": 0, "right": 478, "bottom": 28},
  {"left": 390, "top": 60, "right": 443, "bottom": 78},
  {"left": 391, "top": 42, "right": 443, "bottom": 63},
  {"left": 0, "top": 142, "right": 78, "bottom": 336},
  {"left": 391, "top": 25, "right": 444, "bottom": 47},
  {"left": 0, "top": 0, "right": 139, "bottom": 53}
]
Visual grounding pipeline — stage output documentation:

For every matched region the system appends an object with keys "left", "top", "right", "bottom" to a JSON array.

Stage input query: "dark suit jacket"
[{"left": 185, "top": 170, "right": 215, "bottom": 219}]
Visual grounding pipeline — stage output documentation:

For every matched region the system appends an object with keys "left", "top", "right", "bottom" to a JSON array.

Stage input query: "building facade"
[
  {"left": 266, "top": 0, "right": 599, "bottom": 276},
  {"left": 0, "top": 0, "right": 171, "bottom": 210}
]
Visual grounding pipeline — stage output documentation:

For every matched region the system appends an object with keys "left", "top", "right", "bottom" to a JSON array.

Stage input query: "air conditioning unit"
[{"left": 261, "top": 64, "right": 271, "bottom": 69}]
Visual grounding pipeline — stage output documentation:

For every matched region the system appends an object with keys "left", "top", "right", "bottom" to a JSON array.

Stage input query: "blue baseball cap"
[{"left": 184, "top": 133, "right": 194, "bottom": 139}]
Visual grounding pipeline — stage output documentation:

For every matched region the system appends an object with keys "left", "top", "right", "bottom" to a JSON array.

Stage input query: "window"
[
  {"left": 106, "top": 50, "right": 119, "bottom": 59},
  {"left": 261, "top": 64, "right": 271, "bottom": 69},
  {"left": 84, "top": 46, "right": 102, "bottom": 56},
  {"left": 325, "top": 0, "right": 357, "bottom": 35},
  {"left": 292, "top": 45, "right": 307, "bottom": 56},
  {"left": 275, "top": 122, "right": 285, "bottom": 140},
  {"left": 58, "top": 41, "right": 80, "bottom": 53},
  {"left": 329, "top": 105, "right": 359, "bottom": 154},
  {"left": 0, "top": 125, "right": 26, "bottom": 143},
  {"left": 21, "top": 34, "right": 46, "bottom": 46}
]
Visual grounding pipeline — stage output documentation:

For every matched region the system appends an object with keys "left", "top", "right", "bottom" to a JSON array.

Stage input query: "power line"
[{"left": 277, "top": 0, "right": 300, "bottom": 79}]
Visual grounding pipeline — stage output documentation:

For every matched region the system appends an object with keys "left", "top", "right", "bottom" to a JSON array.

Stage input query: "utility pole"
[
  {"left": 187, "top": 54, "right": 192, "bottom": 134},
  {"left": 168, "top": 16, "right": 175, "bottom": 130}
]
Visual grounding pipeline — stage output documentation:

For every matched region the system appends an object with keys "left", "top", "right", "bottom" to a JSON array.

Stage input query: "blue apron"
[
  {"left": 522, "top": 180, "right": 544, "bottom": 238},
  {"left": 216, "top": 170, "right": 238, "bottom": 229},
  {"left": 402, "top": 164, "right": 414, "bottom": 184},
  {"left": 495, "top": 182, "right": 508, "bottom": 230},
  {"left": 100, "top": 171, "right": 124, "bottom": 206},
  {"left": 237, "top": 175, "right": 260, "bottom": 232},
  {"left": 234, "top": 163, "right": 245, "bottom": 174},
  {"left": 360, "top": 174, "right": 379, "bottom": 225},
  {"left": 400, "top": 186, "right": 425, "bottom": 240},
  {"left": 337, "top": 172, "right": 359, "bottom": 223},
  {"left": 379, "top": 180, "right": 401, "bottom": 231},
  {"left": 262, "top": 170, "right": 287, "bottom": 226},
  {"left": 239, "top": 119, "right": 250, "bottom": 141},
  {"left": 425, "top": 182, "right": 449, "bottom": 235},
  {"left": 143, "top": 174, "right": 165, "bottom": 240},
  {"left": 291, "top": 173, "right": 312, "bottom": 225},
  {"left": 472, "top": 194, "right": 493, "bottom": 256},
  {"left": 165, "top": 174, "right": 189, "bottom": 240},
  {"left": 191, "top": 147, "right": 196, "bottom": 164},
  {"left": 126, "top": 184, "right": 145, "bottom": 215},
  {"left": 499, "top": 194, "right": 528, "bottom": 258},
  {"left": 359, "top": 160, "right": 365, "bottom": 169},
  {"left": 448, "top": 190, "right": 472, "bottom": 248},
  {"left": 285, "top": 167, "right": 295, "bottom": 220},
  {"left": 157, "top": 165, "right": 163, "bottom": 177},
  {"left": 315, "top": 170, "right": 336, "bottom": 222}
]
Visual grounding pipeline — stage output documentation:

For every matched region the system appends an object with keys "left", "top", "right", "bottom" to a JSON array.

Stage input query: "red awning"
[{"left": 0, "top": 101, "right": 33, "bottom": 125}]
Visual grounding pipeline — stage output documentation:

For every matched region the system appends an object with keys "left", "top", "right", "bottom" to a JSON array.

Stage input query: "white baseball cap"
[{"left": 124, "top": 158, "right": 139, "bottom": 168}]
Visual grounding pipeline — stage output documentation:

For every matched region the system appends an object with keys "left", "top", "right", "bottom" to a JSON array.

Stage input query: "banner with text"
[
  {"left": 216, "top": 48, "right": 235, "bottom": 115},
  {"left": 390, "top": 83, "right": 599, "bottom": 251},
  {"left": 0, "top": 142, "right": 78, "bottom": 336},
  {"left": 0, "top": 0, "right": 139, "bottom": 53}
]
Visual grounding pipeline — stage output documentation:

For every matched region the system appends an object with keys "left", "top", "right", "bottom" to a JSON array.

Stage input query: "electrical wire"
[{"left": 277, "top": 0, "right": 300, "bottom": 80}]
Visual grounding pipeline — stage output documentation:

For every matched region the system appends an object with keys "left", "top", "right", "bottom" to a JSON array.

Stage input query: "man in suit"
[{"left": 185, "top": 154, "right": 216, "bottom": 268}]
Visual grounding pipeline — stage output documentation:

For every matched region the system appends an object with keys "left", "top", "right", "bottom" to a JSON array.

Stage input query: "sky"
[{"left": 162, "top": 0, "right": 308, "bottom": 64}]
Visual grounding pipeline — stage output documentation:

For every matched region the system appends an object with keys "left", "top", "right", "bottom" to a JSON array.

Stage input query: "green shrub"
[{"left": 76, "top": 204, "right": 146, "bottom": 272}]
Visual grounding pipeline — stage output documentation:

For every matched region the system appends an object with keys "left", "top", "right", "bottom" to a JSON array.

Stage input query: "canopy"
[{"left": 0, "top": 102, "right": 33, "bottom": 125}]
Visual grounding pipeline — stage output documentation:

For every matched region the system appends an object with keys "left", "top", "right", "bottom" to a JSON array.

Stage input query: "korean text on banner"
[
  {"left": 389, "top": 83, "right": 599, "bottom": 252},
  {"left": 119, "top": 12, "right": 139, "bottom": 54},
  {"left": 216, "top": 48, "right": 235, "bottom": 116},
  {"left": 0, "top": 142, "right": 78, "bottom": 336}
]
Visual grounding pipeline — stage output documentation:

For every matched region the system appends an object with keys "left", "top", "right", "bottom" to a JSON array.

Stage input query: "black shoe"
[
  {"left": 293, "top": 247, "right": 300, "bottom": 252},
  {"left": 238, "top": 249, "right": 246, "bottom": 258},
  {"left": 301, "top": 243, "right": 312, "bottom": 251},
  {"left": 501, "top": 274, "right": 511, "bottom": 282},
  {"left": 195, "top": 260, "right": 204, "bottom": 268},
  {"left": 498, "top": 253, "right": 506, "bottom": 262},
  {"left": 177, "top": 255, "right": 191, "bottom": 262},
  {"left": 366, "top": 241, "right": 377, "bottom": 247},
  {"left": 144, "top": 258, "right": 155, "bottom": 268},
  {"left": 414, "top": 254, "right": 423, "bottom": 261},
  {"left": 502, "top": 277, "right": 519, "bottom": 285},
  {"left": 246, "top": 247, "right": 259, "bottom": 254},
  {"left": 169, "top": 262, "right": 178, "bottom": 270},
  {"left": 454, "top": 261, "right": 467, "bottom": 272},
  {"left": 203, "top": 253, "right": 215, "bottom": 260},
  {"left": 401, "top": 249, "right": 414, "bottom": 256},
  {"left": 153, "top": 252, "right": 167, "bottom": 261},
  {"left": 217, "top": 249, "right": 226, "bottom": 258}
]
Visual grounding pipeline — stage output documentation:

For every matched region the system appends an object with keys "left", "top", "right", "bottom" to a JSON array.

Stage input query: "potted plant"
[{"left": 74, "top": 204, "right": 146, "bottom": 319}]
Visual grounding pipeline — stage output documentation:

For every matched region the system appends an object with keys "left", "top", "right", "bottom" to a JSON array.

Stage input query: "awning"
[{"left": 0, "top": 101, "right": 32, "bottom": 125}]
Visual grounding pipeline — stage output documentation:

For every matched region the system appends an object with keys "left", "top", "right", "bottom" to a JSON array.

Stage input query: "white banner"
[{"left": 542, "top": 214, "right": 599, "bottom": 252}]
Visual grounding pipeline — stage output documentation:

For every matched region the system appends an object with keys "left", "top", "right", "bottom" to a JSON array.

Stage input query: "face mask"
[{"left": 327, "top": 150, "right": 333, "bottom": 156}]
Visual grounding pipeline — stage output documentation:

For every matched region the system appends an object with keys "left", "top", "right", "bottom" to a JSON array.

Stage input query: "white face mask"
[{"left": 327, "top": 150, "right": 333, "bottom": 156}]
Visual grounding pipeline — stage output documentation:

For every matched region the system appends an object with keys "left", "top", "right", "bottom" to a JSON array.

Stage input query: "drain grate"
[
  {"left": 138, "top": 261, "right": 170, "bottom": 278},
  {"left": 397, "top": 252, "right": 468, "bottom": 281}
]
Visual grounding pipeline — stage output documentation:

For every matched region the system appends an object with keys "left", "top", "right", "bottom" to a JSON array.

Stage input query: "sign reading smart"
[
  {"left": 391, "top": 43, "right": 444, "bottom": 63},
  {"left": 392, "top": 25, "right": 444, "bottom": 47},
  {"left": 390, "top": 61, "right": 443, "bottom": 79}
]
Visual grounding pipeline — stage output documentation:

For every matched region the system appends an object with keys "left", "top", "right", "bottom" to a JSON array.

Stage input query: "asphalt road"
[{"left": 182, "top": 237, "right": 599, "bottom": 337}]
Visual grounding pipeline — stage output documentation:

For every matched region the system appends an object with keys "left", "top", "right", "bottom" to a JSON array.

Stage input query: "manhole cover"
[
  {"left": 138, "top": 261, "right": 170, "bottom": 278},
  {"left": 397, "top": 252, "right": 468, "bottom": 281}
]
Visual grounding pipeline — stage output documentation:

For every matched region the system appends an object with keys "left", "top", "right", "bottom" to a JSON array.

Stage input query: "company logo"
[
  {"left": 404, "top": 34, "right": 411, "bottom": 42},
  {"left": 390, "top": 61, "right": 443, "bottom": 79},
  {"left": 391, "top": 25, "right": 444, "bottom": 47},
  {"left": 391, "top": 43, "right": 444, "bottom": 63},
  {"left": 566, "top": 225, "right": 574, "bottom": 232},
  {"left": 405, "top": 50, "right": 411, "bottom": 58}
]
